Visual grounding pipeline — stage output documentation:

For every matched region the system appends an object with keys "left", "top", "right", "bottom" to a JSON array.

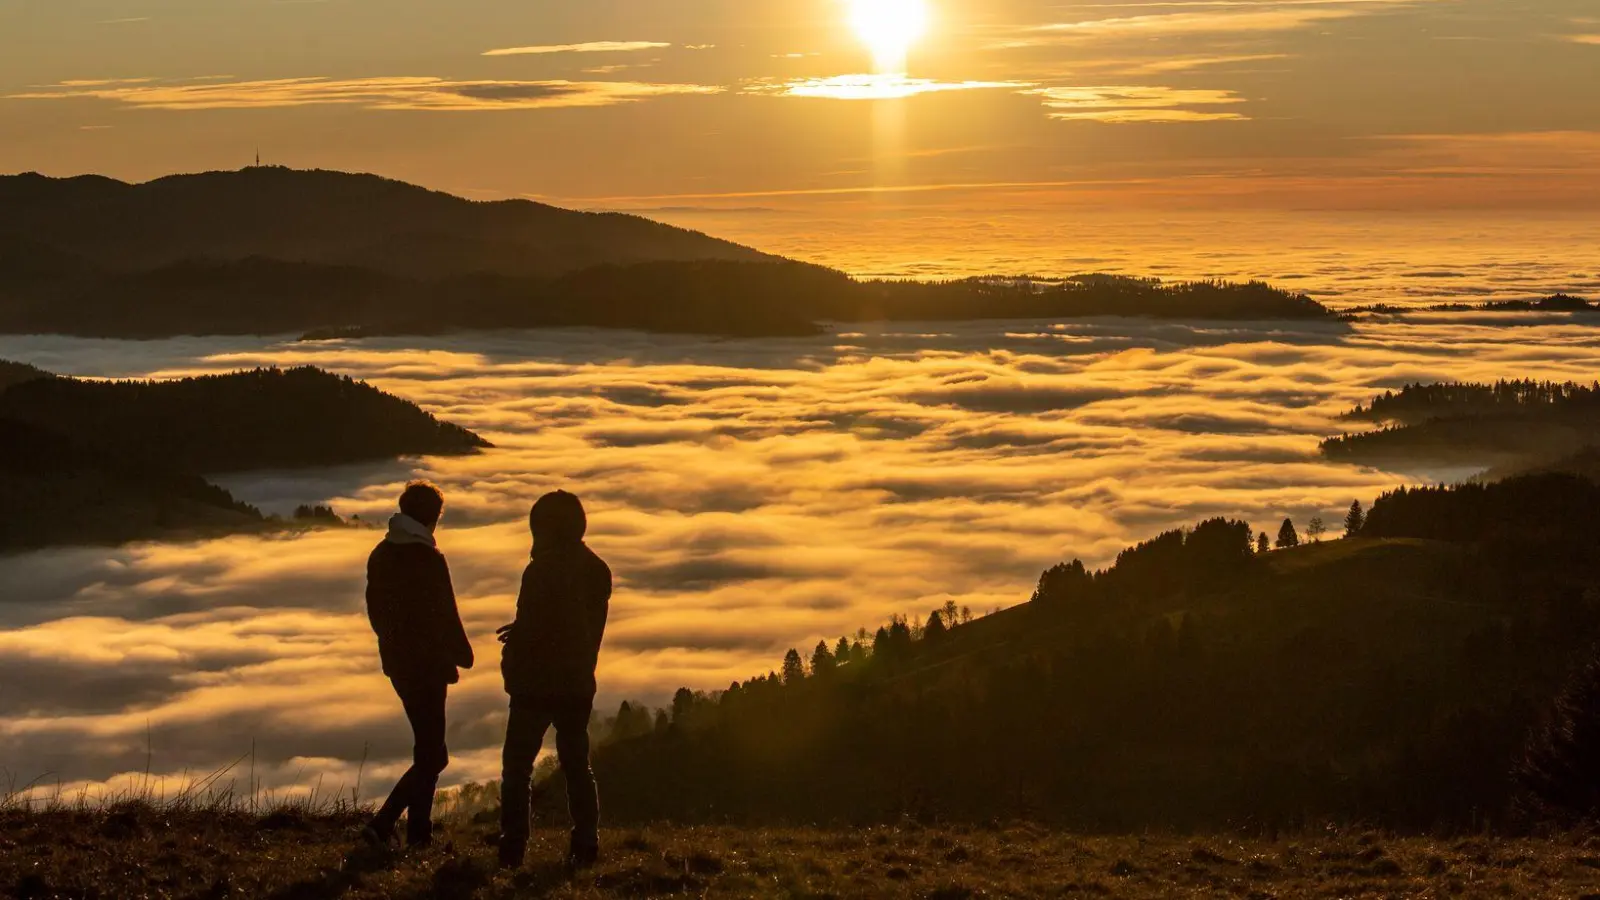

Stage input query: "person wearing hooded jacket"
[
  {"left": 497, "top": 490, "right": 613, "bottom": 870},
  {"left": 362, "top": 481, "right": 474, "bottom": 847}
]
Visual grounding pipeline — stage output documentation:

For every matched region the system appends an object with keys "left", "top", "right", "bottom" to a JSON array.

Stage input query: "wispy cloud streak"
[
  {"left": 483, "top": 41, "right": 670, "bottom": 57},
  {"left": 9, "top": 76, "right": 721, "bottom": 111},
  {"left": 1025, "top": 85, "right": 1249, "bottom": 122}
]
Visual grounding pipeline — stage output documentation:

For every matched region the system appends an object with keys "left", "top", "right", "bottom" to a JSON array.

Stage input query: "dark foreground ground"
[{"left": 5, "top": 807, "right": 1600, "bottom": 899}]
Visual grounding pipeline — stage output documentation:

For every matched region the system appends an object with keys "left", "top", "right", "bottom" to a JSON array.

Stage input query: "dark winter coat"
[
  {"left": 366, "top": 519, "right": 474, "bottom": 685},
  {"left": 501, "top": 494, "right": 612, "bottom": 698}
]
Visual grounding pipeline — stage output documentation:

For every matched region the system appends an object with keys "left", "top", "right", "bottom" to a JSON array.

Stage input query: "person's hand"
[{"left": 496, "top": 623, "right": 515, "bottom": 644}]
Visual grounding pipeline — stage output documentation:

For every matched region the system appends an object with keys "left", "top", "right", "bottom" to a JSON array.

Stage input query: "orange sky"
[{"left": 4, "top": 0, "right": 1600, "bottom": 221}]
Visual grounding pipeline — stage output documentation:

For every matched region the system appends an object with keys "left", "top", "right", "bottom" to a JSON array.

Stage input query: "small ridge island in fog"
[
  {"left": 0, "top": 364, "right": 489, "bottom": 550},
  {"left": 1321, "top": 380, "right": 1600, "bottom": 473}
]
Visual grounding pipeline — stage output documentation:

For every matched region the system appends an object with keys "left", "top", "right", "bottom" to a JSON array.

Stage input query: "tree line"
[{"left": 532, "top": 474, "right": 1600, "bottom": 829}]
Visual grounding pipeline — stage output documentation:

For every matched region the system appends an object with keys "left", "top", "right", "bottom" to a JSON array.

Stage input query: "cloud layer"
[{"left": 6, "top": 313, "right": 1600, "bottom": 800}]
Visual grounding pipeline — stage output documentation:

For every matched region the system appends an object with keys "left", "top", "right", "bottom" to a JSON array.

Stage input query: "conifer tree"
[
  {"left": 1276, "top": 518, "right": 1300, "bottom": 549},
  {"left": 782, "top": 648, "right": 807, "bottom": 685},
  {"left": 925, "top": 610, "right": 948, "bottom": 641},
  {"left": 1344, "top": 500, "right": 1365, "bottom": 537},
  {"left": 811, "top": 640, "right": 837, "bottom": 676},
  {"left": 1257, "top": 531, "right": 1271, "bottom": 553}
]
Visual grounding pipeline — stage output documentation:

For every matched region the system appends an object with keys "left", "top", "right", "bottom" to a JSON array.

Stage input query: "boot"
[
  {"left": 567, "top": 841, "right": 599, "bottom": 871},
  {"left": 497, "top": 835, "right": 527, "bottom": 870}
]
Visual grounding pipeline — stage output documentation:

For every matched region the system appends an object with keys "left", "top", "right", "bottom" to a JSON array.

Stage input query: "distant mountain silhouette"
[
  {"left": 0, "top": 362, "right": 489, "bottom": 549},
  {"left": 1343, "top": 294, "right": 1596, "bottom": 318},
  {"left": 0, "top": 168, "right": 773, "bottom": 279},
  {"left": 571, "top": 473, "right": 1600, "bottom": 829},
  {"left": 0, "top": 168, "right": 1337, "bottom": 339}
]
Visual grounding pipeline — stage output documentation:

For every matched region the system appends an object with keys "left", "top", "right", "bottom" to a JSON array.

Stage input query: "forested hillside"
[
  {"left": 0, "top": 363, "right": 489, "bottom": 549},
  {"left": 564, "top": 474, "right": 1600, "bottom": 829},
  {"left": 0, "top": 418, "right": 267, "bottom": 550},
  {"left": 1323, "top": 380, "right": 1600, "bottom": 469},
  {"left": 0, "top": 366, "right": 489, "bottom": 472}
]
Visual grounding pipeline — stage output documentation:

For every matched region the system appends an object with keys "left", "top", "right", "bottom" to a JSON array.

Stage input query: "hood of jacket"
[
  {"left": 530, "top": 490, "right": 586, "bottom": 553},
  {"left": 385, "top": 513, "right": 437, "bottom": 548}
]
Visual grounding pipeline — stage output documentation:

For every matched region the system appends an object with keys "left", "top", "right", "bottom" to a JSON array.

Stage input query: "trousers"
[{"left": 500, "top": 693, "right": 598, "bottom": 852}]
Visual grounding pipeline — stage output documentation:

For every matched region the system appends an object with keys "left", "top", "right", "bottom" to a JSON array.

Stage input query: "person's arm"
[
  {"left": 365, "top": 552, "right": 397, "bottom": 644},
  {"left": 499, "top": 562, "right": 540, "bottom": 646},
  {"left": 437, "top": 553, "right": 474, "bottom": 670},
  {"left": 587, "top": 560, "right": 613, "bottom": 658}
]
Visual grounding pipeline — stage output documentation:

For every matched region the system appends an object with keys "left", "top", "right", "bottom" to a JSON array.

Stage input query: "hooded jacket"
[
  {"left": 501, "top": 492, "right": 613, "bottom": 698},
  {"left": 366, "top": 514, "right": 475, "bottom": 685}
]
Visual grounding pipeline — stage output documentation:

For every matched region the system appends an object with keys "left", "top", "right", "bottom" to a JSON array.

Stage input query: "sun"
[{"left": 848, "top": 0, "right": 929, "bottom": 74}]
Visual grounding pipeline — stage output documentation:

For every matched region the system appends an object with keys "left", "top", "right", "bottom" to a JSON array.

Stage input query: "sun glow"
[{"left": 848, "top": 0, "right": 929, "bottom": 74}]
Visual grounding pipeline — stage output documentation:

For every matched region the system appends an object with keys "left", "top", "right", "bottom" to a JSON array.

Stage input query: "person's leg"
[
  {"left": 498, "top": 696, "right": 552, "bottom": 867},
  {"left": 552, "top": 697, "right": 599, "bottom": 862},
  {"left": 399, "top": 680, "right": 449, "bottom": 846},
  {"left": 369, "top": 678, "right": 431, "bottom": 839}
]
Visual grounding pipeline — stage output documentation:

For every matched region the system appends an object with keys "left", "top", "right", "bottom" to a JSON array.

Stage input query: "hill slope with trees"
[
  {"left": 0, "top": 363, "right": 489, "bottom": 550},
  {"left": 566, "top": 474, "right": 1600, "bottom": 830},
  {"left": 1322, "top": 380, "right": 1600, "bottom": 470},
  {"left": 0, "top": 366, "right": 488, "bottom": 473}
]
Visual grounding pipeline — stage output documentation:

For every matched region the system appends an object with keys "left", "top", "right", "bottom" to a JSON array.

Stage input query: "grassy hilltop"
[{"left": 7, "top": 806, "right": 1600, "bottom": 899}]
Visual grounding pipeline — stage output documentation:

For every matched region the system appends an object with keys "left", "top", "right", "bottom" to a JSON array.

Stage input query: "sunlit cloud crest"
[{"left": 746, "top": 74, "right": 1025, "bottom": 100}]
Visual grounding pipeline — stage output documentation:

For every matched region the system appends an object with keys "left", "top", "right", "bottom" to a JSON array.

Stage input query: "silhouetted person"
[
  {"left": 362, "top": 481, "right": 473, "bottom": 847},
  {"left": 497, "top": 491, "right": 612, "bottom": 870}
]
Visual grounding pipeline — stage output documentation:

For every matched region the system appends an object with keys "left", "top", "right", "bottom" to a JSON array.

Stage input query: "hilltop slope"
[
  {"left": 0, "top": 366, "right": 489, "bottom": 473},
  {"left": 0, "top": 363, "right": 490, "bottom": 550},
  {"left": 1322, "top": 380, "right": 1600, "bottom": 470},
  {"left": 578, "top": 475, "right": 1600, "bottom": 829}
]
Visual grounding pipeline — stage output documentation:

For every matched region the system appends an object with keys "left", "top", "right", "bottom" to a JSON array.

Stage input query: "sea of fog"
[
  {"left": 647, "top": 209, "right": 1600, "bottom": 308},
  {"left": 3, "top": 312, "right": 1600, "bottom": 801}
]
